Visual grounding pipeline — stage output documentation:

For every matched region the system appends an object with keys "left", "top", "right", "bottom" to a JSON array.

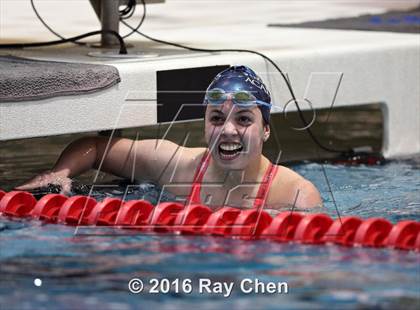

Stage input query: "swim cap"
[{"left": 205, "top": 66, "right": 272, "bottom": 124}]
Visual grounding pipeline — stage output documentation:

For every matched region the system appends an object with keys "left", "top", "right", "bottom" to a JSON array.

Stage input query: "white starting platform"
[{"left": 0, "top": 0, "right": 419, "bottom": 159}]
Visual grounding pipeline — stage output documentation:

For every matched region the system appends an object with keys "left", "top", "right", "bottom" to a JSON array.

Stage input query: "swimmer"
[{"left": 16, "top": 66, "right": 322, "bottom": 210}]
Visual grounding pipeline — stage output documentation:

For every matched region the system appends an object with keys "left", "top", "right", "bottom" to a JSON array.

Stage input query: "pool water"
[{"left": 1, "top": 156, "right": 419, "bottom": 310}]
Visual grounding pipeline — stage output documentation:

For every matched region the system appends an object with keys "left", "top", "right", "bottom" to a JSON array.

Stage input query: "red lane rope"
[{"left": 0, "top": 190, "right": 418, "bottom": 251}]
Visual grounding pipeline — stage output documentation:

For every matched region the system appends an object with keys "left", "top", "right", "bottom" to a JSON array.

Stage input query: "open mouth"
[{"left": 218, "top": 142, "right": 243, "bottom": 161}]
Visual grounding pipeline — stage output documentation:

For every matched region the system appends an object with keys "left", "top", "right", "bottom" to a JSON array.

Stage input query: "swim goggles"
[{"left": 204, "top": 88, "right": 272, "bottom": 108}]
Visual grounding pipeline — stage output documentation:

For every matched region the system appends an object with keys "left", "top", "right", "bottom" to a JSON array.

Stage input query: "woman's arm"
[
  {"left": 15, "top": 136, "right": 186, "bottom": 193},
  {"left": 16, "top": 137, "right": 100, "bottom": 193}
]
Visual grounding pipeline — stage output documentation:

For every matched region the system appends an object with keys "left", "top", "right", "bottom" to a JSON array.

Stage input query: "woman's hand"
[{"left": 15, "top": 171, "right": 72, "bottom": 195}]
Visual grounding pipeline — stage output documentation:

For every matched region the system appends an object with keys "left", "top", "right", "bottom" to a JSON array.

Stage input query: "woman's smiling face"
[{"left": 205, "top": 100, "right": 270, "bottom": 170}]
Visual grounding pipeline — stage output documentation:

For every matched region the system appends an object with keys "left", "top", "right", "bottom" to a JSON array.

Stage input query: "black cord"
[
  {"left": 30, "top": 0, "right": 63, "bottom": 40},
  {"left": 120, "top": 0, "right": 137, "bottom": 20},
  {"left": 120, "top": 19, "right": 350, "bottom": 154},
  {"left": 30, "top": 0, "right": 86, "bottom": 46},
  {"left": 121, "top": 0, "right": 146, "bottom": 39},
  {"left": 29, "top": 0, "right": 141, "bottom": 44},
  {"left": 0, "top": 30, "right": 127, "bottom": 54},
  {"left": 122, "top": 4, "right": 136, "bottom": 21}
]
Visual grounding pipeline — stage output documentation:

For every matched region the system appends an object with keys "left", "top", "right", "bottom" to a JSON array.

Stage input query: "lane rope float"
[{"left": 0, "top": 190, "right": 418, "bottom": 251}]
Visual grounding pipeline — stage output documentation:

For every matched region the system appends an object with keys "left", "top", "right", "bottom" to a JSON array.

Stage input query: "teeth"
[{"left": 219, "top": 143, "right": 242, "bottom": 151}]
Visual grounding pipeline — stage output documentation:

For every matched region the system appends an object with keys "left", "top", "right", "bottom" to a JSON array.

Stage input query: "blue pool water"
[{"left": 0, "top": 158, "right": 419, "bottom": 310}]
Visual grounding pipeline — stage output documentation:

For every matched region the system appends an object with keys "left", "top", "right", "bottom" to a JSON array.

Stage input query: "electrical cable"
[
  {"left": 29, "top": 0, "right": 142, "bottom": 44},
  {"left": 0, "top": 30, "right": 127, "bottom": 54},
  {"left": 120, "top": 0, "right": 146, "bottom": 39},
  {"left": 122, "top": 4, "right": 136, "bottom": 21},
  {"left": 30, "top": 0, "right": 86, "bottom": 46},
  {"left": 120, "top": 0, "right": 137, "bottom": 20}
]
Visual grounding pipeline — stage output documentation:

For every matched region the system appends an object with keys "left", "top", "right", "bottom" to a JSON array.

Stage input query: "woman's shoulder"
[
  {"left": 269, "top": 164, "right": 301, "bottom": 194},
  {"left": 267, "top": 164, "right": 322, "bottom": 209},
  {"left": 137, "top": 139, "right": 206, "bottom": 166},
  {"left": 273, "top": 164, "right": 301, "bottom": 181},
  {"left": 167, "top": 147, "right": 208, "bottom": 181},
  {"left": 180, "top": 147, "right": 208, "bottom": 166},
  {"left": 135, "top": 139, "right": 206, "bottom": 184}
]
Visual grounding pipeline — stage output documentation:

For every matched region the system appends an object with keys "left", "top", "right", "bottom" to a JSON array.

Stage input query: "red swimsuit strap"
[
  {"left": 187, "top": 150, "right": 211, "bottom": 204},
  {"left": 187, "top": 151, "right": 278, "bottom": 208},
  {"left": 252, "top": 163, "right": 278, "bottom": 209}
]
